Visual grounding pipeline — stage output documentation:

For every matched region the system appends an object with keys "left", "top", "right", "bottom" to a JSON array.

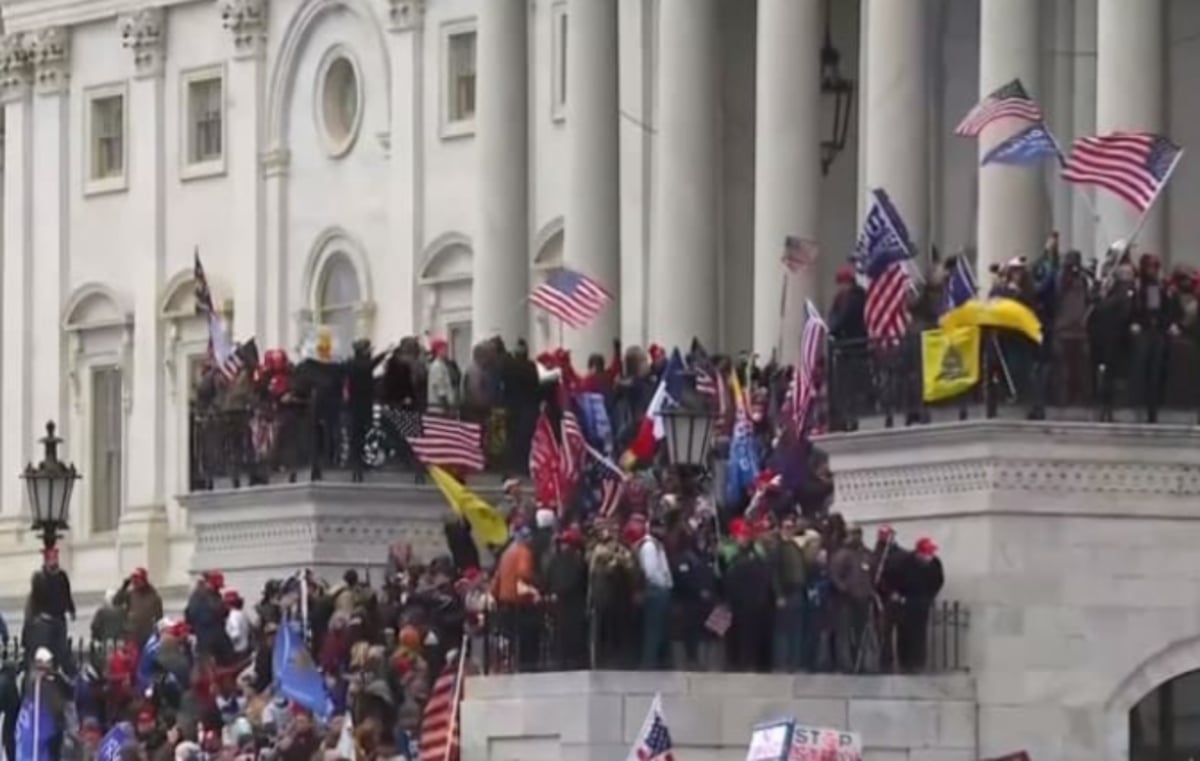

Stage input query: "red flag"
[{"left": 529, "top": 411, "right": 562, "bottom": 507}]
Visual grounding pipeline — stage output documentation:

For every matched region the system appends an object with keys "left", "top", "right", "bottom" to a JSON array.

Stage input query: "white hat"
[
  {"left": 33, "top": 647, "right": 53, "bottom": 667},
  {"left": 535, "top": 508, "right": 556, "bottom": 529}
]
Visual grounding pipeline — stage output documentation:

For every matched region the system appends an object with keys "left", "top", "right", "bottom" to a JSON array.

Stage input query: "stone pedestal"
[{"left": 819, "top": 420, "right": 1200, "bottom": 760}]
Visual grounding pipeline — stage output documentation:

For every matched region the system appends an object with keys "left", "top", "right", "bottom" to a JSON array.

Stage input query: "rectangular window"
[
  {"left": 551, "top": 3, "right": 567, "bottom": 121},
  {"left": 85, "top": 83, "right": 128, "bottom": 194},
  {"left": 190, "top": 78, "right": 223, "bottom": 163},
  {"left": 91, "top": 366, "right": 124, "bottom": 533},
  {"left": 443, "top": 22, "right": 477, "bottom": 137}
]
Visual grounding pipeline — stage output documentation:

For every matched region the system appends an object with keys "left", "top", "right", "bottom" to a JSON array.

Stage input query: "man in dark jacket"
[
  {"left": 895, "top": 537, "right": 945, "bottom": 672},
  {"left": 27, "top": 547, "right": 75, "bottom": 674},
  {"left": 545, "top": 529, "right": 588, "bottom": 669},
  {"left": 185, "top": 572, "right": 232, "bottom": 664},
  {"left": 723, "top": 520, "right": 772, "bottom": 672},
  {"left": 114, "top": 567, "right": 164, "bottom": 647},
  {"left": 770, "top": 516, "right": 808, "bottom": 673}
]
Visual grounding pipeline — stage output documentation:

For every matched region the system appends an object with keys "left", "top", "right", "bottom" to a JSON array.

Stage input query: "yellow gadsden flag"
[
  {"left": 428, "top": 465, "right": 509, "bottom": 547},
  {"left": 940, "top": 296, "right": 1043, "bottom": 345},
  {"left": 921, "top": 326, "right": 982, "bottom": 402}
]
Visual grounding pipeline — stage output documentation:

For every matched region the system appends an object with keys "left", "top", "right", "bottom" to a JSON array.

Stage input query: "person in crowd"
[
  {"left": 115, "top": 567, "right": 165, "bottom": 648},
  {"left": 544, "top": 527, "right": 589, "bottom": 669},
  {"left": 770, "top": 515, "right": 808, "bottom": 673},
  {"left": 224, "top": 589, "right": 252, "bottom": 662},
  {"left": 27, "top": 547, "right": 75, "bottom": 673},
  {"left": 830, "top": 525, "right": 875, "bottom": 673},
  {"left": 895, "top": 537, "right": 946, "bottom": 672},
  {"left": 92, "top": 588, "right": 127, "bottom": 643},
  {"left": 1052, "top": 249, "right": 1093, "bottom": 405},
  {"left": 635, "top": 517, "right": 674, "bottom": 670},
  {"left": 722, "top": 519, "right": 772, "bottom": 673},
  {"left": 185, "top": 572, "right": 232, "bottom": 664},
  {"left": 346, "top": 339, "right": 387, "bottom": 481},
  {"left": 1131, "top": 252, "right": 1181, "bottom": 422},
  {"left": 491, "top": 526, "right": 541, "bottom": 671},
  {"left": 425, "top": 337, "right": 458, "bottom": 415},
  {"left": 587, "top": 519, "right": 639, "bottom": 669}
]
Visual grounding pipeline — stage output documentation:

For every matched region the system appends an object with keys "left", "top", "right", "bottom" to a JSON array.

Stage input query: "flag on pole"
[
  {"left": 529, "top": 410, "right": 564, "bottom": 506},
  {"left": 625, "top": 694, "right": 675, "bottom": 761},
  {"left": 530, "top": 268, "right": 612, "bottom": 329},
  {"left": 955, "top": 78, "right": 1043, "bottom": 137},
  {"left": 419, "top": 650, "right": 466, "bottom": 761},
  {"left": 789, "top": 300, "right": 828, "bottom": 435},
  {"left": 1061, "top": 131, "right": 1183, "bottom": 213},
  {"left": 194, "top": 251, "right": 244, "bottom": 380},
  {"left": 941, "top": 257, "right": 978, "bottom": 316},
  {"left": 854, "top": 189, "right": 915, "bottom": 343},
  {"left": 405, "top": 414, "right": 485, "bottom": 472},
  {"left": 560, "top": 408, "right": 587, "bottom": 489},
  {"left": 598, "top": 474, "right": 626, "bottom": 518},
  {"left": 782, "top": 236, "right": 819, "bottom": 273},
  {"left": 981, "top": 123, "right": 1060, "bottom": 166}
]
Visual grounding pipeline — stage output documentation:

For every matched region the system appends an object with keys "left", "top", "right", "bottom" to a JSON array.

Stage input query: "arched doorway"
[{"left": 1130, "top": 670, "right": 1200, "bottom": 760}]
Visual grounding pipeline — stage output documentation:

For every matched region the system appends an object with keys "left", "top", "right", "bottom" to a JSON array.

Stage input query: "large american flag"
[
  {"left": 529, "top": 410, "right": 563, "bottom": 506},
  {"left": 629, "top": 695, "right": 675, "bottom": 761},
  {"left": 598, "top": 474, "right": 626, "bottom": 518},
  {"left": 560, "top": 409, "right": 587, "bottom": 489},
  {"left": 530, "top": 268, "right": 612, "bottom": 329},
  {"left": 193, "top": 251, "right": 245, "bottom": 380},
  {"left": 855, "top": 189, "right": 915, "bottom": 343},
  {"left": 955, "top": 78, "right": 1043, "bottom": 137},
  {"left": 789, "top": 299, "right": 828, "bottom": 435},
  {"left": 418, "top": 653, "right": 464, "bottom": 761},
  {"left": 1061, "top": 131, "right": 1183, "bottom": 213},
  {"left": 782, "top": 235, "right": 819, "bottom": 273},
  {"left": 400, "top": 413, "right": 485, "bottom": 471}
]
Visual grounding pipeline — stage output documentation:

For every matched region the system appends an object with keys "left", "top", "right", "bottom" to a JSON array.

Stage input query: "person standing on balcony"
[
  {"left": 894, "top": 537, "right": 945, "bottom": 673},
  {"left": 26, "top": 546, "right": 75, "bottom": 672},
  {"left": 347, "top": 339, "right": 387, "bottom": 482},
  {"left": 425, "top": 338, "right": 458, "bottom": 415},
  {"left": 114, "top": 567, "right": 163, "bottom": 648}
]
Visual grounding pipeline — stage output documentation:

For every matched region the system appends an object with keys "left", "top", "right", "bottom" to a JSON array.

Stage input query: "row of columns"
[{"left": 469, "top": 0, "right": 1167, "bottom": 355}]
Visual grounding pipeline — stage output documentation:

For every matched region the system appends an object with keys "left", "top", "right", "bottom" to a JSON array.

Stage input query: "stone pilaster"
[{"left": 118, "top": 7, "right": 165, "bottom": 79}]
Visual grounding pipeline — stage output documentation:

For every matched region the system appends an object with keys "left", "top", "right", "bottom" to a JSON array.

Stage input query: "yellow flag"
[
  {"left": 922, "top": 326, "right": 982, "bottom": 402},
  {"left": 428, "top": 465, "right": 509, "bottom": 547},
  {"left": 940, "top": 297, "right": 1043, "bottom": 345}
]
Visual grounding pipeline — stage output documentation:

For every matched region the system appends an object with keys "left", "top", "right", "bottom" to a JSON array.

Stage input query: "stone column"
[
  {"left": 1096, "top": 0, "right": 1165, "bottom": 254},
  {"left": 563, "top": 0, "right": 619, "bottom": 354},
  {"left": 472, "top": 0, "right": 529, "bottom": 343},
  {"left": 977, "top": 0, "right": 1043, "bottom": 273},
  {"left": 0, "top": 35, "right": 33, "bottom": 526},
  {"left": 220, "top": 0, "right": 268, "bottom": 341},
  {"left": 753, "top": 0, "right": 821, "bottom": 362},
  {"left": 384, "top": 0, "right": 424, "bottom": 337},
  {"left": 1071, "top": 0, "right": 1098, "bottom": 258},
  {"left": 27, "top": 29, "right": 70, "bottom": 461},
  {"left": 117, "top": 8, "right": 169, "bottom": 576},
  {"left": 861, "top": 0, "right": 928, "bottom": 254},
  {"left": 650, "top": 0, "right": 718, "bottom": 349}
]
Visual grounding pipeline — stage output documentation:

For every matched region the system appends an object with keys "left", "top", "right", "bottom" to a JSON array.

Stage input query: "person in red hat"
[
  {"left": 894, "top": 536, "right": 945, "bottom": 673},
  {"left": 115, "top": 566, "right": 163, "bottom": 648},
  {"left": 185, "top": 571, "right": 233, "bottom": 664},
  {"left": 426, "top": 337, "right": 458, "bottom": 414},
  {"left": 723, "top": 517, "right": 772, "bottom": 672}
]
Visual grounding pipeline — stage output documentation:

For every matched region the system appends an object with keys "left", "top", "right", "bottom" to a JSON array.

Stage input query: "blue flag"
[
  {"left": 274, "top": 622, "right": 334, "bottom": 719},
  {"left": 981, "top": 124, "right": 1060, "bottom": 166},
  {"left": 724, "top": 421, "right": 760, "bottom": 507},
  {"left": 663, "top": 349, "right": 687, "bottom": 404},
  {"left": 853, "top": 188, "right": 915, "bottom": 280},
  {"left": 136, "top": 631, "right": 162, "bottom": 691},
  {"left": 941, "top": 259, "right": 978, "bottom": 315},
  {"left": 576, "top": 392, "right": 613, "bottom": 454},
  {"left": 97, "top": 722, "right": 134, "bottom": 761},
  {"left": 16, "top": 678, "right": 58, "bottom": 761}
]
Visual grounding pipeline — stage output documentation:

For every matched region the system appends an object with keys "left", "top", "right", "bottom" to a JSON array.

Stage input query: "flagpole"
[
  {"left": 776, "top": 276, "right": 788, "bottom": 363},
  {"left": 443, "top": 634, "right": 470, "bottom": 761},
  {"left": 1126, "top": 148, "right": 1184, "bottom": 247},
  {"left": 32, "top": 673, "right": 41, "bottom": 759}
]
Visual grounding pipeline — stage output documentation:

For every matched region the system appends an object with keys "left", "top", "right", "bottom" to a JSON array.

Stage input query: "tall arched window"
[
  {"left": 1131, "top": 669, "right": 1200, "bottom": 759},
  {"left": 317, "top": 252, "right": 361, "bottom": 354}
]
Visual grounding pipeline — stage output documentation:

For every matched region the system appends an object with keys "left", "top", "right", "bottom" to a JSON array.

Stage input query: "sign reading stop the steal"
[{"left": 787, "top": 725, "right": 863, "bottom": 761}]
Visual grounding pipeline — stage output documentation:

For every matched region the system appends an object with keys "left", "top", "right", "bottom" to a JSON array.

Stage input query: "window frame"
[
  {"left": 313, "top": 45, "right": 364, "bottom": 158},
  {"left": 83, "top": 81, "right": 129, "bottom": 196},
  {"left": 180, "top": 63, "right": 227, "bottom": 181},
  {"left": 550, "top": 1, "right": 567, "bottom": 122},
  {"left": 88, "top": 363, "right": 125, "bottom": 535},
  {"left": 440, "top": 17, "right": 478, "bottom": 140}
]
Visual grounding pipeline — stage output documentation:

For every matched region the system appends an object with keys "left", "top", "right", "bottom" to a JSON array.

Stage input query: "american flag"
[
  {"left": 1061, "top": 131, "right": 1183, "bottom": 213},
  {"left": 955, "top": 78, "right": 1043, "bottom": 137},
  {"left": 529, "top": 410, "right": 563, "bottom": 506},
  {"left": 560, "top": 409, "right": 586, "bottom": 489},
  {"left": 789, "top": 300, "right": 828, "bottom": 434},
  {"left": 404, "top": 414, "right": 485, "bottom": 471},
  {"left": 782, "top": 236, "right": 819, "bottom": 273},
  {"left": 598, "top": 475, "right": 625, "bottom": 518},
  {"left": 629, "top": 695, "right": 675, "bottom": 761},
  {"left": 194, "top": 251, "right": 245, "bottom": 380},
  {"left": 855, "top": 189, "right": 915, "bottom": 343},
  {"left": 530, "top": 268, "right": 612, "bottom": 329},
  {"left": 418, "top": 651, "right": 464, "bottom": 761}
]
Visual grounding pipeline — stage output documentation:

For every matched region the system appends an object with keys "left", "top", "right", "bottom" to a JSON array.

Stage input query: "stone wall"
[{"left": 460, "top": 671, "right": 977, "bottom": 761}]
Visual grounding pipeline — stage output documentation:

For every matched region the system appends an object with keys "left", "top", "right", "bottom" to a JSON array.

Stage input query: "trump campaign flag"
[
  {"left": 274, "top": 621, "right": 334, "bottom": 719},
  {"left": 16, "top": 676, "right": 57, "bottom": 761},
  {"left": 981, "top": 123, "right": 1061, "bottom": 166},
  {"left": 97, "top": 722, "right": 135, "bottom": 761}
]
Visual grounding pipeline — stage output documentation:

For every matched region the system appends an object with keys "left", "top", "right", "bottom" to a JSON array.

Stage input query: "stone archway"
[{"left": 1106, "top": 635, "right": 1200, "bottom": 759}]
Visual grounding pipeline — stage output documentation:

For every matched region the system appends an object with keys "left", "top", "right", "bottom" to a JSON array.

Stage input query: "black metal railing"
[
  {"left": 826, "top": 329, "right": 1200, "bottom": 431},
  {"left": 476, "top": 598, "right": 969, "bottom": 675},
  {"left": 0, "top": 636, "right": 124, "bottom": 675}
]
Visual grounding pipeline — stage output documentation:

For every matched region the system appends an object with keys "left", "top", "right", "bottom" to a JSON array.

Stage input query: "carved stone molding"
[
  {"left": 219, "top": 0, "right": 267, "bottom": 59},
  {"left": 26, "top": 27, "right": 69, "bottom": 95},
  {"left": 386, "top": 0, "right": 425, "bottom": 32},
  {"left": 0, "top": 33, "right": 32, "bottom": 103},
  {"left": 118, "top": 8, "right": 165, "bottom": 78},
  {"left": 261, "top": 145, "right": 290, "bottom": 177}
]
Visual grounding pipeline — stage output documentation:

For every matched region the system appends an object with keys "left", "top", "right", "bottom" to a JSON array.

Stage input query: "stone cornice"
[
  {"left": 1, "top": 0, "right": 189, "bottom": 34},
  {"left": 0, "top": 33, "right": 32, "bottom": 103},
  {"left": 26, "top": 26, "right": 69, "bottom": 95},
  {"left": 219, "top": 0, "right": 267, "bottom": 59}
]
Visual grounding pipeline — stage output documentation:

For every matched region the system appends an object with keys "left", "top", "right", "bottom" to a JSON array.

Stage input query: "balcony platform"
[
  {"left": 177, "top": 474, "right": 492, "bottom": 593},
  {"left": 461, "top": 671, "right": 976, "bottom": 761},
  {"left": 816, "top": 418, "right": 1200, "bottom": 761}
]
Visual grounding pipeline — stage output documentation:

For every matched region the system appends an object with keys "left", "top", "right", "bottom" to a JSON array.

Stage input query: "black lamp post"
[
  {"left": 819, "top": 0, "right": 855, "bottom": 176},
  {"left": 660, "top": 378, "right": 716, "bottom": 474},
  {"left": 22, "top": 421, "right": 80, "bottom": 550}
]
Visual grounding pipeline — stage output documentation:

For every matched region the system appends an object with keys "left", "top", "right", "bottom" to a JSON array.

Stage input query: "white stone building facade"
[{"left": 0, "top": 0, "right": 1195, "bottom": 633}]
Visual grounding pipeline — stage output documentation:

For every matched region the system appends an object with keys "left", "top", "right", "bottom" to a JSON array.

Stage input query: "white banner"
[{"left": 788, "top": 725, "right": 862, "bottom": 761}]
